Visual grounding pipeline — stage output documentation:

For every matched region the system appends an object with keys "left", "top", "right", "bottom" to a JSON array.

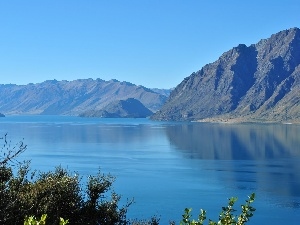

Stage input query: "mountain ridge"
[
  {"left": 0, "top": 78, "right": 169, "bottom": 115},
  {"left": 152, "top": 27, "right": 300, "bottom": 122}
]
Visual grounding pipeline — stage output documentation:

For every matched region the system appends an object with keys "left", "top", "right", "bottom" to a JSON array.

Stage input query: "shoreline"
[{"left": 196, "top": 117, "right": 300, "bottom": 125}]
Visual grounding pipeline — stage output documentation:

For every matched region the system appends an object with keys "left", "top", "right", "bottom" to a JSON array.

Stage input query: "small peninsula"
[{"left": 80, "top": 98, "right": 153, "bottom": 118}]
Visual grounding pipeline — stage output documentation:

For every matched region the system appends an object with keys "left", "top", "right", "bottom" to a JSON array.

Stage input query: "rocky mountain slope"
[
  {"left": 80, "top": 98, "right": 153, "bottom": 118},
  {"left": 152, "top": 28, "right": 300, "bottom": 122},
  {"left": 0, "top": 79, "right": 168, "bottom": 115}
]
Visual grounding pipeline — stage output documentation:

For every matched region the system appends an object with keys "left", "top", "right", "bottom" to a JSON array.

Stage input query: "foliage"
[
  {"left": 24, "top": 214, "right": 69, "bottom": 225},
  {"left": 24, "top": 214, "right": 47, "bottom": 225},
  {"left": 19, "top": 166, "right": 83, "bottom": 224},
  {"left": 180, "top": 193, "right": 256, "bottom": 225},
  {"left": 0, "top": 134, "right": 132, "bottom": 225}
]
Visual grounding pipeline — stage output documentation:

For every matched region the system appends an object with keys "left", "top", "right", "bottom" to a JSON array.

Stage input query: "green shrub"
[
  {"left": 24, "top": 214, "right": 69, "bottom": 225},
  {"left": 0, "top": 134, "right": 132, "bottom": 225},
  {"left": 19, "top": 167, "right": 83, "bottom": 224},
  {"left": 24, "top": 214, "right": 47, "bottom": 225},
  {"left": 180, "top": 193, "right": 256, "bottom": 225}
]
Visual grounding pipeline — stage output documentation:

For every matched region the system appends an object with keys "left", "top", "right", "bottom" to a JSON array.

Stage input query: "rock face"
[
  {"left": 152, "top": 28, "right": 300, "bottom": 122},
  {"left": 0, "top": 79, "right": 168, "bottom": 115},
  {"left": 80, "top": 98, "right": 153, "bottom": 118}
]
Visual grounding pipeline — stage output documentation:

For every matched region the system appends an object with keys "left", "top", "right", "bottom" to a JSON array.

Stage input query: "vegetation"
[
  {"left": 0, "top": 134, "right": 256, "bottom": 225},
  {"left": 24, "top": 214, "right": 69, "bottom": 225},
  {"left": 180, "top": 194, "right": 256, "bottom": 225},
  {"left": 0, "top": 134, "right": 132, "bottom": 225}
]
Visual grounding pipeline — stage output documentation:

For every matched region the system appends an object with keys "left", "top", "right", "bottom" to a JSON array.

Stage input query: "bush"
[
  {"left": 0, "top": 134, "right": 132, "bottom": 225},
  {"left": 180, "top": 193, "right": 256, "bottom": 225},
  {"left": 24, "top": 214, "right": 69, "bottom": 225}
]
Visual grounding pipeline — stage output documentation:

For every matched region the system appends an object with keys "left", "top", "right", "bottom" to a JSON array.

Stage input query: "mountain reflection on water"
[
  {"left": 166, "top": 123, "right": 300, "bottom": 202},
  {"left": 166, "top": 123, "right": 300, "bottom": 160}
]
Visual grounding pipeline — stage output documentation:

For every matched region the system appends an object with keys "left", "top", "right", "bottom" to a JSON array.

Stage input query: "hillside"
[
  {"left": 152, "top": 28, "right": 300, "bottom": 122},
  {"left": 0, "top": 79, "right": 168, "bottom": 115},
  {"left": 80, "top": 98, "right": 153, "bottom": 118}
]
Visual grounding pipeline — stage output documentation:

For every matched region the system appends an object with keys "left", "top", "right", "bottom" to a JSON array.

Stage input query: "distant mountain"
[
  {"left": 0, "top": 79, "right": 169, "bottom": 116},
  {"left": 150, "top": 88, "right": 173, "bottom": 97},
  {"left": 80, "top": 98, "right": 153, "bottom": 118},
  {"left": 152, "top": 28, "right": 300, "bottom": 122},
  {"left": 0, "top": 113, "right": 4, "bottom": 117}
]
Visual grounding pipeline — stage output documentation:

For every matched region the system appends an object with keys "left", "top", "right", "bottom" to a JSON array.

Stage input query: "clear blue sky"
[{"left": 1, "top": 0, "right": 299, "bottom": 88}]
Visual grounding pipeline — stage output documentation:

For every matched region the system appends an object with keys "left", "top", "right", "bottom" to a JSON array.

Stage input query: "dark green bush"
[{"left": 0, "top": 134, "right": 132, "bottom": 225}]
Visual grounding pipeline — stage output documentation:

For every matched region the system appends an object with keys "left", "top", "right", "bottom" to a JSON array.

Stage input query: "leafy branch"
[{"left": 180, "top": 193, "right": 256, "bottom": 225}]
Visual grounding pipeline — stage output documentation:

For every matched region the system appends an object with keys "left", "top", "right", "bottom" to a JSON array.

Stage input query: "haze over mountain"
[
  {"left": 152, "top": 28, "right": 300, "bottom": 122},
  {"left": 0, "top": 79, "right": 169, "bottom": 116}
]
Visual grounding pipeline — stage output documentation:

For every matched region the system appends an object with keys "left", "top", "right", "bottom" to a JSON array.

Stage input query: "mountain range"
[
  {"left": 1, "top": 28, "right": 299, "bottom": 122},
  {"left": 152, "top": 27, "right": 300, "bottom": 122},
  {"left": 0, "top": 79, "right": 169, "bottom": 116}
]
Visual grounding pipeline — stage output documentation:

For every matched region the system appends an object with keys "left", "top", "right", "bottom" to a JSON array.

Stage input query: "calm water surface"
[{"left": 1, "top": 116, "right": 300, "bottom": 224}]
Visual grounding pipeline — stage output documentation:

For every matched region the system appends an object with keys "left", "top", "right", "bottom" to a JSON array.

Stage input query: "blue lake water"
[{"left": 1, "top": 116, "right": 300, "bottom": 224}]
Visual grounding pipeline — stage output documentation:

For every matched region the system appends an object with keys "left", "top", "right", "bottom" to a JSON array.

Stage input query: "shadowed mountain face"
[
  {"left": 0, "top": 79, "right": 168, "bottom": 115},
  {"left": 79, "top": 98, "right": 153, "bottom": 118},
  {"left": 152, "top": 28, "right": 300, "bottom": 122}
]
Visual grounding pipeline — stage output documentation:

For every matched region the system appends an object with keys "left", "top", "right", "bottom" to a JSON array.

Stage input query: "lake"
[{"left": 1, "top": 116, "right": 300, "bottom": 224}]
